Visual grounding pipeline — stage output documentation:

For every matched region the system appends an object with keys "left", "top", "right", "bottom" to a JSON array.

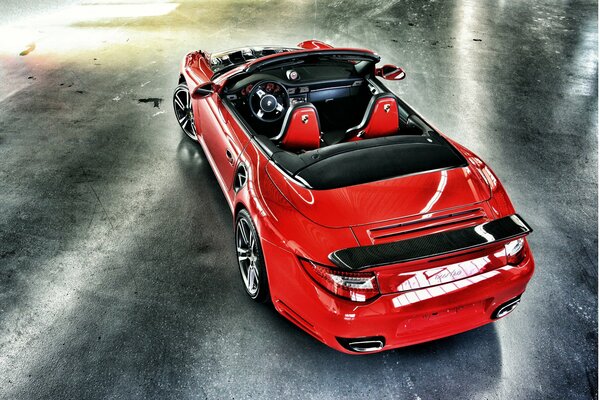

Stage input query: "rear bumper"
[{"left": 264, "top": 239, "right": 535, "bottom": 354}]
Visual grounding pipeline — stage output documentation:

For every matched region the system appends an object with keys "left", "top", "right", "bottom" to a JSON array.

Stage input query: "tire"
[
  {"left": 235, "top": 209, "right": 270, "bottom": 303},
  {"left": 173, "top": 83, "right": 198, "bottom": 141}
]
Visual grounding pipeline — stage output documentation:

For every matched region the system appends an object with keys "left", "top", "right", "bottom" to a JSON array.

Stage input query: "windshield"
[{"left": 209, "top": 46, "right": 299, "bottom": 73}]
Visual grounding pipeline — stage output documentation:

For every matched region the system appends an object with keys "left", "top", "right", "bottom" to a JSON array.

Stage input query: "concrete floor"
[{"left": 0, "top": 0, "right": 597, "bottom": 399}]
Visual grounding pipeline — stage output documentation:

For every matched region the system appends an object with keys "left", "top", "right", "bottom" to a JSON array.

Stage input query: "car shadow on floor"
[
  {"left": 247, "top": 299, "right": 503, "bottom": 398},
  {"left": 176, "top": 136, "right": 232, "bottom": 221}
]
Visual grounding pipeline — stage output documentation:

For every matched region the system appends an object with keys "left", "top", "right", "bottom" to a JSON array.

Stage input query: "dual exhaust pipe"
[
  {"left": 492, "top": 295, "right": 522, "bottom": 319},
  {"left": 337, "top": 295, "right": 522, "bottom": 353},
  {"left": 337, "top": 336, "right": 385, "bottom": 353}
]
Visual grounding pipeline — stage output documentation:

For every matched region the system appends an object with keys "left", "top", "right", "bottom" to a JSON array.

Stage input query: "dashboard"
[
  {"left": 221, "top": 62, "right": 379, "bottom": 138},
  {"left": 223, "top": 64, "right": 370, "bottom": 106}
]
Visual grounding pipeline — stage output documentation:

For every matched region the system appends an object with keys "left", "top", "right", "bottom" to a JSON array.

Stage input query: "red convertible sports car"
[{"left": 173, "top": 40, "right": 534, "bottom": 354}]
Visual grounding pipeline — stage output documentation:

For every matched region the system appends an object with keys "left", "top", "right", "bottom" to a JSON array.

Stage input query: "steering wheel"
[{"left": 248, "top": 80, "right": 289, "bottom": 122}]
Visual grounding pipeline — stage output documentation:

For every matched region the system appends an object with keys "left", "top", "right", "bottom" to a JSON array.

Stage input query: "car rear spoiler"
[{"left": 329, "top": 214, "right": 532, "bottom": 270}]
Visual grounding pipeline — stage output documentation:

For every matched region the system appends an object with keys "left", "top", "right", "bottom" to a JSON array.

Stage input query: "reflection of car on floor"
[{"left": 172, "top": 40, "right": 534, "bottom": 354}]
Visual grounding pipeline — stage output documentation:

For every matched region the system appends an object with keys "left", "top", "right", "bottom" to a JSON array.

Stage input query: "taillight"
[
  {"left": 505, "top": 238, "right": 526, "bottom": 265},
  {"left": 299, "top": 259, "right": 380, "bottom": 302}
]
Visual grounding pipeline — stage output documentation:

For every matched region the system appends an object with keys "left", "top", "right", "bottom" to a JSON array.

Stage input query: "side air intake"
[{"left": 233, "top": 164, "right": 248, "bottom": 192}]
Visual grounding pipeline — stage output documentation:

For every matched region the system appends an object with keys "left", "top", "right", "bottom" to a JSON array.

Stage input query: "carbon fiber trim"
[{"left": 329, "top": 215, "right": 532, "bottom": 270}]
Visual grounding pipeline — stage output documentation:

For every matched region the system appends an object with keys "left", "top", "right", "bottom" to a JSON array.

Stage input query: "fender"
[{"left": 233, "top": 142, "right": 357, "bottom": 266}]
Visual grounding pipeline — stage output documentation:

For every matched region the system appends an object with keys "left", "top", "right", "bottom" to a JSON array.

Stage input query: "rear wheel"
[
  {"left": 235, "top": 209, "right": 270, "bottom": 303},
  {"left": 173, "top": 83, "right": 198, "bottom": 141}
]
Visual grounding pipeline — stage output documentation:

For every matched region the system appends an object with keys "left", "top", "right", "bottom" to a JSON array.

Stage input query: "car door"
[{"left": 194, "top": 92, "right": 245, "bottom": 205}]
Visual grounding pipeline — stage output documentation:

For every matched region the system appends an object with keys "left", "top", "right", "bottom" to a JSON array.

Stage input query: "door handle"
[{"left": 226, "top": 149, "right": 234, "bottom": 165}]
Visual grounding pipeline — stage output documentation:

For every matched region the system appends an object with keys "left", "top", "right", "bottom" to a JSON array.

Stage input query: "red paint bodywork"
[{"left": 178, "top": 43, "right": 535, "bottom": 353}]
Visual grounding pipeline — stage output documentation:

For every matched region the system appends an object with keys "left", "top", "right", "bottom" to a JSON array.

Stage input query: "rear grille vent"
[{"left": 368, "top": 208, "right": 486, "bottom": 243}]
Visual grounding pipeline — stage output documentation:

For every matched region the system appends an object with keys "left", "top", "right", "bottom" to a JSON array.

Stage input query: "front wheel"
[
  {"left": 235, "top": 209, "right": 270, "bottom": 303},
  {"left": 173, "top": 83, "right": 198, "bottom": 141}
]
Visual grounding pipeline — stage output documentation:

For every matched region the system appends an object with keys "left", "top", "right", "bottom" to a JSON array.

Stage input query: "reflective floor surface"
[{"left": 0, "top": 0, "right": 597, "bottom": 399}]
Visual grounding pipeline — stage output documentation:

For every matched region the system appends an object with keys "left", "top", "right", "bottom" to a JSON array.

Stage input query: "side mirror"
[
  {"left": 191, "top": 82, "right": 214, "bottom": 99},
  {"left": 375, "top": 64, "right": 406, "bottom": 81}
]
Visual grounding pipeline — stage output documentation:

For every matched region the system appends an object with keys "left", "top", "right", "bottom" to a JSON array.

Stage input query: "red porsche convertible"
[{"left": 172, "top": 41, "right": 534, "bottom": 354}]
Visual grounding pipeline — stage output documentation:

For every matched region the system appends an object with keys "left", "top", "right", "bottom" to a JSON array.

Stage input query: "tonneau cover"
[{"left": 257, "top": 135, "right": 467, "bottom": 190}]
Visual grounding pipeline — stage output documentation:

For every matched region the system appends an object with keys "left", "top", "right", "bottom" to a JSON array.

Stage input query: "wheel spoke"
[
  {"left": 256, "top": 89, "right": 266, "bottom": 98},
  {"left": 257, "top": 110, "right": 264, "bottom": 119},
  {"left": 275, "top": 103, "right": 284, "bottom": 112},
  {"left": 185, "top": 92, "right": 190, "bottom": 108},
  {"left": 247, "top": 266, "right": 257, "bottom": 289},
  {"left": 178, "top": 114, "right": 187, "bottom": 124},
  {"left": 238, "top": 221, "right": 249, "bottom": 244},
  {"left": 249, "top": 232, "right": 255, "bottom": 251},
  {"left": 181, "top": 119, "right": 189, "bottom": 129},
  {"left": 175, "top": 96, "right": 185, "bottom": 110},
  {"left": 176, "top": 91, "right": 187, "bottom": 106}
]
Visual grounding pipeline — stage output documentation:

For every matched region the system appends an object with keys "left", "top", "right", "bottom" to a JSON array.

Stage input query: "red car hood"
[{"left": 266, "top": 164, "right": 491, "bottom": 229}]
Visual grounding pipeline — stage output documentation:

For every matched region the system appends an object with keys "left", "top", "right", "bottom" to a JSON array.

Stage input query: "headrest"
[
  {"left": 346, "top": 93, "right": 399, "bottom": 140},
  {"left": 274, "top": 102, "right": 321, "bottom": 151}
]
